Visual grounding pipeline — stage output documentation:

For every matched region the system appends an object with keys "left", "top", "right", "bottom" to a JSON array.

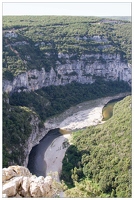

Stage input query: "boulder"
[
  {"left": 2, "top": 176, "right": 23, "bottom": 197},
  {"left": 2, "top": 165, "right": 32, "bottom": 183},
  {"left": 2, "top": 165, "right": 61, "bottom": 198},
  {"left": 2, "top": 167, "right": 16, "bottom": 182}
]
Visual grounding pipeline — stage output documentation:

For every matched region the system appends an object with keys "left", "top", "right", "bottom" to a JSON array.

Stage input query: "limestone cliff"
[
  {"left": 23, "top": 114, "right": 51, "bottom": 167},
  {"left": 2, "top": 165, "right": 61, "bottom": 198},
  {"left": 3, "top": 52, "right": 131, "bottom": 93}
]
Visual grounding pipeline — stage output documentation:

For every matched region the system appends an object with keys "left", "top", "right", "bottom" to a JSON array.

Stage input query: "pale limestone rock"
[
  {"left": 2, "top": 166, "right": 32, "bottom": 182},
  {"left": 3, "top": 53, "right": 132, "bottom": 94},
  {"left": 9, "top": 165, "right": 32, "bottom": 177},
  {"left": 2, "top": 167, "right": 16, "bottom": 182},
  {"left": 29, "top": 175, "right": 37, "bottom": 182},
  {"left": 21, "top": 176, "right": 30, "bottom": 192},
  {"left": 23, "top": 114, "right": 48, "bottom": 167},
  {"left": 2, "top": 166, "right": 60, "bottom": 198},
  {"left": 29, "top": 181, "right": 42, "bottom": 197},
  {"left": 44, "top": 175, "right": 53, "bottom": 185},
  {"left": 29, "top": 175, "right": 53, "bottom": 197},
  {"left": 2, "top": 176, "right": 23, "bottom": 197},
  {"left": 39, "top": 183, "right": 47, "bottom": 196}
]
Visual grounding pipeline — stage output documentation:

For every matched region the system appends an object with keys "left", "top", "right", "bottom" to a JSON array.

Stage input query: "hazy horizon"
[{"left": 2, "top": 2, "right": 131, "bottom": 16}]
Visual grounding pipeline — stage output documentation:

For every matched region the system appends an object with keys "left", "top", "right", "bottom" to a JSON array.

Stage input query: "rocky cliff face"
[
  {"left": 2, "top": 165, "right": 61, "bottom": 198},
  {"left": 3, "top": 53, "right": 132, "bottom": 93},
  {"left": 23, "top": 115, "right": 50, "bottom": 167}
]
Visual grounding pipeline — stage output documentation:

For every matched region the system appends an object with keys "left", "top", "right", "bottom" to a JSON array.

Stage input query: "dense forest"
[
  {"left": 61, "top": 95, "right": 132, "bottom": 197},
  {"left": 3, "top": 16, "right": 131, "bottom": 80},
  {"left": 3, "top": 93, "right": 35, "bottom": 167}
]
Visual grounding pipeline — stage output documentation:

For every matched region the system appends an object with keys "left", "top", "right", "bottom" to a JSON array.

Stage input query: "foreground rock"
[{"left": 2, "top": 166, "right": 61, "bottom": 198}]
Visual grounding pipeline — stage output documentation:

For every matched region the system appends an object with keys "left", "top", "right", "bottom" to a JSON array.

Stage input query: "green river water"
[{"left": 102, "top": 97, "right": 125, "bottom": 121}]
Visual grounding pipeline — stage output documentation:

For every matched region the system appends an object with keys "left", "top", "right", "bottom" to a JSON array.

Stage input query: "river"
[
  {"left": 27, "top": 129, "right": 62, "bottom": 177},
  {"left": 102, "top": 97, "right": 125, "bottom": 121},
  {"left": 27, "top": 93, "right": 130, "bottom": 179}
]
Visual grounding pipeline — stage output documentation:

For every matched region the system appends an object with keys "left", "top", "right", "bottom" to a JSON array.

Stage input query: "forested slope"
[
  {"left": 3, "top": 93, "right": 36, "bottom": 167},
  {"left": 61, "top": 95, "right": 132, "bottom": 198},
  {"left": 3, "top": 16, "right": 131, "bottom": 80},
  {"left": 2, "top": 15, "right": 131, "bottom": 176}
]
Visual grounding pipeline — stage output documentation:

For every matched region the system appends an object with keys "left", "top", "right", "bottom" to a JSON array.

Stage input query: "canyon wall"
[{"left": 3, "top": 53, "right": 131, "bottom": 93}]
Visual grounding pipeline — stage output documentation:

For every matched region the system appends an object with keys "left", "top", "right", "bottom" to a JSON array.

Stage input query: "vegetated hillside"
[
  {"left": 2, "top": 16, "right": 131, "bottom": 169},
  {"left": 3, "top": 80, "right": 131, "bottom": 167},
  {"left": 61, "top": 95, "right": 132, "bottom": 198},
  {"left": 3, "top": 16, "right": 131, "bottom": 80},
  {"left": 3, "top": 93, "right": 33, "bottom": 167}
]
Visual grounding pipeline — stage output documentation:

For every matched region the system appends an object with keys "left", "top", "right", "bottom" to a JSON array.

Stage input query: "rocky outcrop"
[
  {"left": 2, "top": 166, "right": 61, "bottom": 198},
  {"left": 3, "top": 53, "right": 131, "bottom": 93},
  {"left": 23, "top": 114, "right": 50, "bottom": 167}
]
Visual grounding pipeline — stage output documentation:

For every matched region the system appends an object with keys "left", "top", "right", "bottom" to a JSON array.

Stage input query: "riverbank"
[
  {"left": 43, "top": 92, "right": 130, "bottom": 182},
  {"left": 25, "top": 92, "right": 130, "bottom": 168},
  {"left": 44, "top": 92, "right": 130, "bottom": 131},
  {"left": 27, "top": 129, "right": 62, "bottom": 177},
  {"left": 44, "top": 134, "right": 70, "bottom": 181},
  {"left": 27, "top": 92, "right": 130, "bottom": 185}
]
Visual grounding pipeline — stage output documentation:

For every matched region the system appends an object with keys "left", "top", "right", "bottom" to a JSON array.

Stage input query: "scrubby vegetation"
[
  {"left": 61, "top": 95, "right": 132, "bottom": 197},
  {"left": 3, "top": 16, "right": 131, "bottom": 80}
]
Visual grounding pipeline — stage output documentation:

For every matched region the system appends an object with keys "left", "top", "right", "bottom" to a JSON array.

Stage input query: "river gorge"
[{"left": 27, "top": 92, "right": 130, "bottom": 182}]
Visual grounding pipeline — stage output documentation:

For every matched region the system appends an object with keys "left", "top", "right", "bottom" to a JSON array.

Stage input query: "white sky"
[{"left": 2, "top": 1, "right": 132, "bottom": 16}]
